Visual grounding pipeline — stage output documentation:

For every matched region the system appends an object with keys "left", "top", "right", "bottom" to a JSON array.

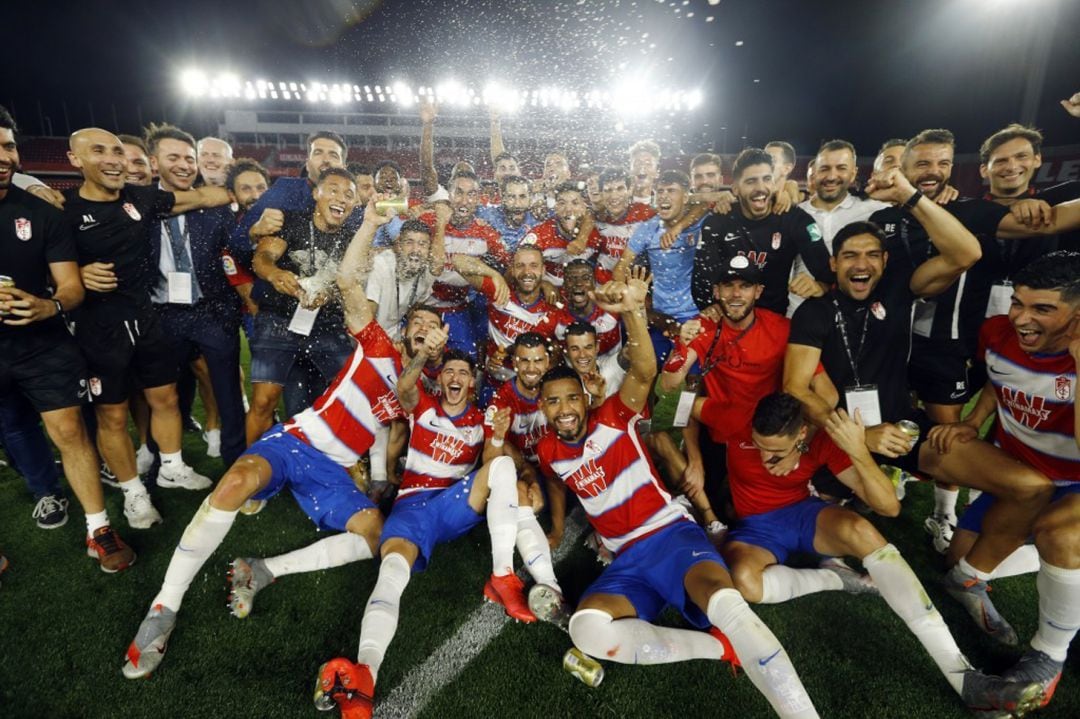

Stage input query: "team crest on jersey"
[
  {"left": 14, "top": 217, "right": 31, "bottom": 240},
  {"left": 521, "top": 232, "right": 539, "bottom": 246},
  {"left": 122, "top": 203, "right": 141, "bottom": 221},
  {"left": 583, "top": 439, "right": 602, "bottom": 457},
  {"left": 771, "top": 232, "right": 781, "bottom": 250},
  {"left": 807, "top": 223, "right": 823, "bottom": 242},
  {"left": 89, "top": 377, "right": 102, "bottom": 397},
  {"left": 221, "top": 255, "right": 237, "bottom": 275},
  {"left": 870, "top": 302, "right": 886, "bottom": 320},
  {"left": 1055, "top": 375, "right": 1073, "bottom": 401}
]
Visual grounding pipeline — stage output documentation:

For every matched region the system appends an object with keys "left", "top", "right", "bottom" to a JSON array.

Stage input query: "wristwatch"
[
  {"left": 53, "top": 299, "right": 64, "bottom": 316},
  {"left": 901, "top": 189, "right": 923, "bottom": 211}
]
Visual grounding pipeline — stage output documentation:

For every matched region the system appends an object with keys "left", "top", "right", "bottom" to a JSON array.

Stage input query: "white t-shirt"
[{"left": 365, "top": 250, "right": 435, "bottom": 341}]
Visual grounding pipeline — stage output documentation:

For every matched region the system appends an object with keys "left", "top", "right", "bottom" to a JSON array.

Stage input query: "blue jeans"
[{"left": 0, "top": 391, "right": 62, "bottom": 499}]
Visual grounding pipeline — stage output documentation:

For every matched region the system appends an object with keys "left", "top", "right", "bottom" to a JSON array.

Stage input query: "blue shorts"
[
  {"left": 728, "top": 498, "right": 830, "bottom": 564},
  {"left": 380, "top": 472, "right": 484, "bottom": 572},
  {"left": 245, "top": 426, "right": 376, "bottom": 532},
  {"left": 958, "top": 483, "right": 1080, "bottom": 533},
  {"left": 582, "top": 521, "right": 725, "bottom": 630},
  {"left": 442, "top": 307, "right": 480, "bottom": 361}
]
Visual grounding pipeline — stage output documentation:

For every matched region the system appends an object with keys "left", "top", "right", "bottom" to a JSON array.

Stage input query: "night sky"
[{"left": 8, "top": 0, "right": 1080, "bottom": 155}]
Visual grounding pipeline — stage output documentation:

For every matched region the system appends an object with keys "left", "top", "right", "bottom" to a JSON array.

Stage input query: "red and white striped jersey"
[
  {"left": 484, "top": 380, "right": 547, "bottom": 463},
  {"left": 419, "top": 212, "right": 509, "bottom": 311},
  {"left": 594, "top": 203, "right": 656, "bottom": 283},
  {"left": 480, "top": 278, "right": 558, "bottom": 383},
  {"left": 979, "top": 315, "right": 1078, "bottom": 483},
  {"left": 284, "top": 320, "right": 403, "bottom": 467},
  {"left": 536, "top": 394, "right": 690, "bottom": 554},
  {"left": 399, "top": 389, "right": 486, "bottom": 499},
  {"left": 553, "top": 304, "right": 622, "bottom": 362},
  {"left": 522, "top": 218, "right": 601, "bottom": 287}
]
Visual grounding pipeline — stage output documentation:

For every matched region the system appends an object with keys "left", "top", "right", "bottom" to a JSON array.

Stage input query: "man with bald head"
[
  {"left": 196, "top": 137, "right": 233, "bottom": 187},
  {"left": 63, "top": 127, "right": 231, "bottom": 531}
]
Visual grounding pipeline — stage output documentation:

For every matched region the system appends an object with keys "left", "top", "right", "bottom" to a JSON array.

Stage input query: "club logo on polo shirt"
[
  {"left": 122, "top": 203, "right": 141, "bottom": 221},
  {"left": 1055, "top": 375, "right": 1073, "bottom": 401},
  {"left": 771, "top": 232, "right": 781, "bottom": 250},
  {"left": 870, "top": 302, "right": 886, "bottom": 320},
  {"left": 14, "top": 218, "right": 31, "bottom": 240}
]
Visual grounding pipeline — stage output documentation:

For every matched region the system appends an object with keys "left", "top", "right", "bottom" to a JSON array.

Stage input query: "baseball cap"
[{"left": 718, "top": 255, "right": 762, "bottom": 284}]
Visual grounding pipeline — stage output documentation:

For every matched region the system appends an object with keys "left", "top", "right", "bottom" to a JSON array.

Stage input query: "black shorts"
[
  {"left": 73, "top": 305, "right": 180, "bottom": 404},
  {"left": 0, "top": 329, "right": 89, "bottom": 413},
  {"left": 908, "top": 339, "right": 972, "bottom": 406}
]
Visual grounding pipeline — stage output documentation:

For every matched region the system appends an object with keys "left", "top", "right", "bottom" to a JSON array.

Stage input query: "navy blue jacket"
[{"left": 148, "top": 205, "right": 241, "bottom": 318}]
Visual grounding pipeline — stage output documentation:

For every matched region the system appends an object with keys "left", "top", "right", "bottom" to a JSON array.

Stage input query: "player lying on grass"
[
  {"left": 315, "top": 322, "right": 559, "bottom": 719},
  {"left": 533, "top": 273, "right": 818, "bottom": 719},
  {"left": 121, "top": 204, "right": 446, "bottom": 679},
  {"left": 696, "top": 392, "right": 1044, "bottom": 717},
  {"left": 928, "top": 251, "right": 1080, "bottom": 711}
]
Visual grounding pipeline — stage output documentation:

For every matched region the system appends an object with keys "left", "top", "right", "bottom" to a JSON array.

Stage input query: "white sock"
[
  {"left": 485, "top": 457, "right": 518, "bottom": 577},
  {"left": 118, "top": 477, "right": 149, "bottom": 496},
  {"left": 933, "top": 487, "right": 959, "bottom": 522},
  {"left": 864, "top": 544, "right": 972, "bottom": 694},
  {"left": 706, "top": 589, "right": 818, "bottom": 718},
  {"left": 370, "top": 425, "right": 389, "bottom": 484},
  {"left": 263, "top": 532, "right": 373, "bottom": 578},
  {"left": 137, "top": 443, "right": 152, "bottom": 456},
  {"left": 957, "top": 556, "right": 993, "bottom": 582},
  {"left": 759, "top": 565, "right": 843, "bottom": 604},
  {"left": 151, "top": 497, "right": 237, "bottom": 612},
  {"left": 568, "top": 608, "right": 724, "bottom": 664},
  {"left": 160, "top": 451, "right": 184, "bottom": 469},
  {"left": 1030, "top": 561, "right": 1080, "bottom": 662},
  {"left": 356, "top": 552, "right": 411, "bottom": 682},
  {"left": 86, "top": 509, "right": 109, "bottom": 535},
  {"left": 516, "top": 507, "right": 560, "bottom": 592},
  {"left": 965, "top": 489, "right": 982, "bottom": 505},
  {"left": 990, "top": 545, "right": 1041, "bottom": 580}
]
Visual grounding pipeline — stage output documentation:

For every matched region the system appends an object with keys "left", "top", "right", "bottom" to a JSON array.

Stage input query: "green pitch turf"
[{"left": 0, "top": 355, "right": 1075, "bottom": 717}]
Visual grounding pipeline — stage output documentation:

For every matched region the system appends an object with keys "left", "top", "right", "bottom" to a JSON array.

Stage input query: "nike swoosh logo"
[
  {"left": 691, "top": 550, "right": 710, "bottom": 558},
  {"left": 1048, "top": 619, "right": 1080, "bottom": 631},
  {"left": 949, "top": 391, "right": 966, "bottom": 399},
  {"left": 759, "top": 649, "right": 781, "bottom": 667},
  {"left": 988, "top": 365, "right": 1012, "bottom": 376},
  {"left": 79, "top": 222, "right": 99, "bottom": 231}
]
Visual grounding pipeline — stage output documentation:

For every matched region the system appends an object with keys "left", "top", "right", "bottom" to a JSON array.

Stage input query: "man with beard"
[
  {"left": 365, "top": 214, "right": 445, "bottom": 342},
  {"left": 118, "top": 135, "right": 152, "bottom": 186},
  {"left": 314, "top": 332, "right": 554, "bottom": 718},
  {"left": 0, "top": 108, "right": 133, "bottom": 564},
  {"left": 692, "top": 392, "right": 1046, "bottom": 716},
  {"left": 524, "top": 181, "right": 601, "bottom": 288},
  {"left": 483, "top": 333, "right": 567, "bottom": 599},
  {"left": 868, "top": 129, "right": 1080, "bottom": 548},
  {"left": 531, "top": 152, "right": 572, "bottom": 220},
  {"left": 221, "top": 159, "right": 270, "bottom": 322},
  {"left": 629, "top": 140, "right": 661, "bottom": 207},
  {"left": 535, "top": 274, "right": 819, "bottom": 719},
  {"left": 787, "top": 140, "right": 890, "bottom": 315},
  {"left": 471, "top": 245, "right": 558, "bottom": 405},
  {"left": 64, "top": 127, "right": 231, "bottom": 529},
  {"left": 594, "top": 168, "right": 656, "bottom": 284},
  {"left": 122, "top": 207, "right": 424, "bottom": 679},
  {"left": 875, "top": 139, "right": 906, "bottom": 173},
  {"left": 245, "top": 168, "right": 361, "bottom": 442},
  {"left": 476, "top": 174, "right": 538, "bottom": 254},
  {"left": 231, "top": 130, "right": 360, "bottom": 249},
  {"left": 145, "top": 123, "right": 246, "bottom": 470},
  {"left": 614, "top": 171, "right": 706, "bottom": 361},
  {"left": 196, "top": 137, "right": 232, "bottom": 188},
  {"left": 926, "top": 253, "right": 1080, "bottom": 711},
  {"left": 693, "top": 148, "right": 832, "bottom": 319},
  {"left": 554, "top": 259, "right": 622, "bottom": 364}
]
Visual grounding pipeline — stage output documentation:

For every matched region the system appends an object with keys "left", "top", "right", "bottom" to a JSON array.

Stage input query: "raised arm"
[
  {"left": 866, "top": 168, "right": 981, "bottom": 297},
  {"left": 171, "top": 185, "right": 232, "bottom": 215},
  {"left": 659, "top": 318, "right": 703, "bottom": 392},
  {"left": 489, "top": 108, "right": 507, "bottom": 163},
  {"left": 419, "top": 100, "right": 439, "bottom": 198},
  {"left": 997, "top": 197, "right": 1080, "bottom": 239},
  {"left": 396, "top": 323, "right": 447, "bottom": 413},
  {"left": 338, "top": 201, "right": 392, "bottom": 333},
  {"left": 592, "top": 268, "right": 654, "bottom": 414}
]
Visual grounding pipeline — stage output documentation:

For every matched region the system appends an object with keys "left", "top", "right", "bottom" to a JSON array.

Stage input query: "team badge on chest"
[
  {"left": 771, "top": 232, "right": 782, "bottom": 250},
  {"left": 122, "top": 203, "right": 142, "bottom": 221},
  {"left": 1055, "top": 375, "right": 1073, "bottom": 401},
  {"left": 15, "top": 217, "right": 31, "bottom": 240},
  {"left": 870, "top": 302, "right": 886, "bottom": 320}
]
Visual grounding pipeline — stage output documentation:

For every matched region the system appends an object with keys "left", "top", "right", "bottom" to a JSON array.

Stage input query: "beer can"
[
  {"left": 374, "top": 197, "right": 408, "bottom": 216},
  {"left": 897, "top": 420, "right": 921, "bottom": 446},
  {"left": 563, "top": 648, "right": 604, "bottom": 687},
  {"left": 0, "top": 275, "right": 13, "bottom": 316}
]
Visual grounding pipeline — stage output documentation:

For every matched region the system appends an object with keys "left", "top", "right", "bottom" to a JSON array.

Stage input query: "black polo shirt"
[
  {"left": 0, "top": 186, "right": 76, "bottom": 338},
  {"left": 63, "top": 184, "right": 175, "bottom": 318},
  {"left": 693, "top": 206, "right": 832, "bottom": 316}
]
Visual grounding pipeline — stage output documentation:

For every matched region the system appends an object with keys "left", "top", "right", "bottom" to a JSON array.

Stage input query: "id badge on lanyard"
[
  {"left": 912, "top": 299, "right": 935, "bottom": 338},
  {"left": 672, "top": 374, "right": 701, "bottom": 428},
  {"left": 985, "top": 281, "right": 1012, "bottom": 318},
  {"left": 844, "top": 384, "right": 882, "bottom": 427},
  {"left": 167, "top": 272, "right": 193, "bottom": 304},
  {"left": 288, "top": 305, "right": 320, "bottom": 336}
]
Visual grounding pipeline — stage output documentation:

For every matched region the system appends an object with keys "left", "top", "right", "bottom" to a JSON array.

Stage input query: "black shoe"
[
  {"left": 182, "top": 416, "right": 203, "bottom": 433},
  {"left": 32, "top": 494, "right": 69, "bottom": 529},
  {"left": 99, "top": 461, "right": 119, "bottom": 488}
]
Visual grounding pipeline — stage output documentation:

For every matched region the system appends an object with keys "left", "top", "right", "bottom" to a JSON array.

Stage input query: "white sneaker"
[
  {"left": 124, "top": 490, "right": 164, "bottom": 529},
  {"left": 157, "top": 463, "right": 213, "bottom": 491},
  {"left": 203, "top": 430, "right": 222, "bottom": 458},
  {"left": 136, "top": 445, "right": 155, "bottom": 476},
  {"left": 924, "top": 513, "right": 956, "bottom": 554}
]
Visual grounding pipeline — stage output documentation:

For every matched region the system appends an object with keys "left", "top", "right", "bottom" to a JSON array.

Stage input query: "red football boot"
[
  {"left": 315, "top": 657, "right": 374, "bottom": 719},
  {"left": 483, "top": 573, "right": 537, "bottom": 623},
  {"left": 708, "top": 627, "right": 742, "bottom": 676}
]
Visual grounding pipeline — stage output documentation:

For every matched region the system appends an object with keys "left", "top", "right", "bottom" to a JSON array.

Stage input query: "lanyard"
[
  {"left": 700, "top": 316, "right": 755, "bottom": 376},
  {"left": 307, "top": 222, "right": 317, "bottom": 275},
  {"left": 395, "top": 270, "right": 423, "bottom": 320},
  {"left": 832, "top": 297, "right": 870, "bottom": 386}
]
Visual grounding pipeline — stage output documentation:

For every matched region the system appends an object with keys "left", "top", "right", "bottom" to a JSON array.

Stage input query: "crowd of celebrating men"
[{"left": 1, "top": 92, "right": 1079, "bottom": 718}]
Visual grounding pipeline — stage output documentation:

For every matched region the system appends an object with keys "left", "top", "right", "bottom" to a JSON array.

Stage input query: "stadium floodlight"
[{"left": 179, "top": 68, "right": 209, "bottom": 97}]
